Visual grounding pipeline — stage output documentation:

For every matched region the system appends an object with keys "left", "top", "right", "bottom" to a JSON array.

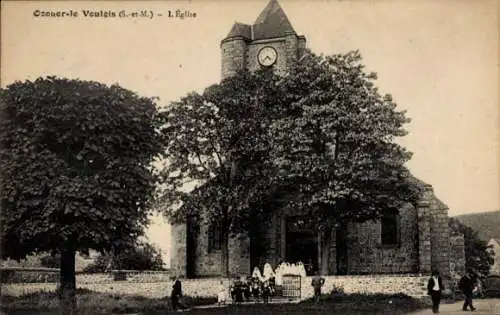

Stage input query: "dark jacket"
[
  {"left": 171, "top": 280, "right": 182, "bottom": 297},
  {"left": 427, "top": 276, "right": 444, "bottom": 295},
  {"left": 458, "top": 275, "right": 475, "bottom": 294},
  {"left": 311, "top": 276, "right": 325, "bottom": 289}
]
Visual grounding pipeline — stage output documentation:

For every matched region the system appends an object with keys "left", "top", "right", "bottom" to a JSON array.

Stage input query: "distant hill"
[{"left": 454, "top": 211, "right": 500, "bottom": 241}]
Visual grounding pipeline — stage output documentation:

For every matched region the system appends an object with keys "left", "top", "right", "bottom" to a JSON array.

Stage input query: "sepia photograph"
[{"left": 1, "top": 0, "right": 499, "bottom": 314}]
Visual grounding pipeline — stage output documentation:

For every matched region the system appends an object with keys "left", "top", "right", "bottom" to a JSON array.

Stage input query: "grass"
[
  {"left": 1, "top": 289, "right": 431, "bottom": 315},
  {"left": 142, "top": 292, "right": 431, "bottom": 315},
  {"left": 0, "top": 288, "right": 216, "bottom": 314}
]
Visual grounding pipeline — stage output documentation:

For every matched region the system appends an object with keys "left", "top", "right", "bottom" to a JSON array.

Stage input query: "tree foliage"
[
  {"left": 449, "top": 217, "right": 495, "bottom": 276},
  {"left": 159, "top": 70, "right": 282, "bottom": 227},
  {"left": 0, "top": 77, "right": 164, "bottom": 313},
  {"left": 0, "top": 76, "right": 163, "bottom": 258},
  {"left": 159, "top": 50, "right": 423, "bottom": 274},
  {"left": 270, "top": 51, "right": 422, "bottom": 225}
]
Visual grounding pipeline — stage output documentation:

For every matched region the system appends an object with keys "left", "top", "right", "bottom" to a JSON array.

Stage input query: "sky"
[{"left": 2, "top": 0, "right": 499, "bottom": 266}]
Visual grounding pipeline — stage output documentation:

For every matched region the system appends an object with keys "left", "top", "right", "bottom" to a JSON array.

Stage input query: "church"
[{"left": 171, "top": 0, "right": 465, "bottom": 280}]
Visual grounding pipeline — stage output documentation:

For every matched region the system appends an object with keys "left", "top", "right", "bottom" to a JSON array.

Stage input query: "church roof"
[{"left": 223, "top": 0, "right": 296, "bottom": 41}]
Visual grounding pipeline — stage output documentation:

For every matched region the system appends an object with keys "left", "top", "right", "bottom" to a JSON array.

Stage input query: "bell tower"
[{"left": 220, "top": 0, "right": 307, "bottom": 80}]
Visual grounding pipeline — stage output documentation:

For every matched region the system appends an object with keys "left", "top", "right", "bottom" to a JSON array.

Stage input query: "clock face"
[{"left": 258, "top": 46, "right": 278, "bottom": 67}]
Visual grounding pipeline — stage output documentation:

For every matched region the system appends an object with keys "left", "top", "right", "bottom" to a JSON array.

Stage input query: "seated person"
[{"left": 252, "top": 278, "right": 261, "bottom": 299}]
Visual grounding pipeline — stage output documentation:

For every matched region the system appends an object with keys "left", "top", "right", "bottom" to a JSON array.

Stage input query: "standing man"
[
  {"left": 311, "top": 271, "right": 326, "bottom": 303},
  {"left": 171, "top": 276, "right": 183, "bottom": 311},
  {"left": 427, "top": 270, "right": 444, "bottom": 314},
  {"left": 459, "top": 269, "right": 477, "bottom": 312}
]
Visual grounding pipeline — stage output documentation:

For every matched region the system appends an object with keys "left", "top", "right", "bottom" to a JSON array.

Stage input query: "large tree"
[
  {"left": 270, "top": 51, "right": 423, "bottom": 273},
  {"left": 449, "top": 217, "right": 494, "bottom": 277},
  {"left": 159, "top": 70, "right": 282, "bottom": 275},
  {"left": 0, "top": 77, "right": 164, "bottom": 314}
]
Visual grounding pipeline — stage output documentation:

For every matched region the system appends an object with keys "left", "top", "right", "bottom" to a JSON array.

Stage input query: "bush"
[
  {"left": 82, "top": 241, "right": 164, "bottom": 273},
  {"left": 449, "top": 218, "right": 495, "bottom": 276},
  {"left": 81, "top": 263, "right": 106, "bottom": 274},
  {"left": 40, "top": 254, "right": 60, "bottom": 269}
]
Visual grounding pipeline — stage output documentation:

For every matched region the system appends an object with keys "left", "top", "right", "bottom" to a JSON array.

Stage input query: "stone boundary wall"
[
  {"left": 77, "top": 271, "right": 171, "bottom": 284},
  {"left": 300, "top": 274, "right": 428, "bottom": 299},
  {"left": 3, "top": 274, "right": 430, "bottom": 299},
  {"left": 0, "top": 268, "right": 170, "bottom": 284}
]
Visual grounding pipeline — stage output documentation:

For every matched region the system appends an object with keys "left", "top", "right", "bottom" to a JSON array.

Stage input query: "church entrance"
[{"left": 285, "top": 216, "right": 318, "bottom": 274}]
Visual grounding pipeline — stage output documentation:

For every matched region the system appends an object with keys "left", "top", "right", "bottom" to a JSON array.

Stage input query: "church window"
[
  {"left": 208, "top": 223, "right": 223, "bottom": 252},
  {"left": 381, "top": 211, "right": 400, "bottom": 246}
]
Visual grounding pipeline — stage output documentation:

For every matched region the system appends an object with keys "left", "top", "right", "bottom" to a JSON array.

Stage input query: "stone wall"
[
  {"left": 77, "top": 271, "right": 171, "bottom": 284},
  {"left": 3, "top": 275, "right": 430, "bottom": 299},
  {"left": 2, "top": 270, "right": 173, "bottom": 297},
  {"left": 175, "top": 193, "right": 456, "bottom": 278},
  {"left": 417, "top": 199, "right": 432, "bottom": 273},
  {"left": 221, "top": 37, "right": 247, "bottom": 79},
  {"left": 428, "top": 191, "right": 451, "bottom": 277},
  {"left": 301, "top": 275, "right": 429, "bottom": 299},
  {"left": 186, "top": 215, "right": 253, "bottom": 277},
  {"left": 170, "top": 223, "right": 187, "bottom": 277},
  {"left": 192, "top": 218, "right": 223, "bottom": 277},
  {"left": 3, "top": 282, "right": 170, "bottom": 298},
  {"left": 228, "top": 233, "right": 251, "bottom": 276},
  {"left": 285, "top": 32, "right": 298, "bottom": 72},
  {"left": 1, "top": 269, "right": 171, "bottom": 284},
  {"left": 246, "top": 40, "right": 288, "bottom": 75},
  {"left": 347, "top": 204, "right": 419, "bottom": 274},
  {"left": 250, "top": 203, "right": 421, "bottom": 275}
]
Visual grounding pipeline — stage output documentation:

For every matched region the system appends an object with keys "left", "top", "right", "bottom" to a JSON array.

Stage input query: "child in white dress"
[{"left": 217, "top": 280, "right": 227, "bottom": 306}]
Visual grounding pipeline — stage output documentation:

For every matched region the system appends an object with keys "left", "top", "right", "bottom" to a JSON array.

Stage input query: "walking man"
[
  {"left": 311, "top": 271, "right": 325, "bottom": 303},
  {"left": 459, "top": 269, "right": 477, "bottom": 312},
  {"left": 427, "top": 270, "right": 444, "bottom": 314}
]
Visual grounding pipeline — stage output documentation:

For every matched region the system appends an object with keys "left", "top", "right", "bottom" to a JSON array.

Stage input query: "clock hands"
[{"left": 258, "top": 46, "right": 277, "bottom": 66}]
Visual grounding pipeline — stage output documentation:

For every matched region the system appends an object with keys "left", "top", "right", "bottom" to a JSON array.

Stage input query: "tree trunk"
[
  {"left": 319, "top": 227, "right": 333, "bottom": 275},
  {"left": 221, "top": 228, "right": 230, "bottom": 277},
  {"left": 59, "top": 248, "right": 77, "bottom": 315}
]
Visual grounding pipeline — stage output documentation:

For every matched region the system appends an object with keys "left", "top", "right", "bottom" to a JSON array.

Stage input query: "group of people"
[
  {"left": 427, "top": 269, "right": 483, "bottom": 314},
  {"left": 218, "top": 261, "right": 312, "bottom": 305},
  {"left": 223, "top": 275, "right": 275, "bottom": 304}
]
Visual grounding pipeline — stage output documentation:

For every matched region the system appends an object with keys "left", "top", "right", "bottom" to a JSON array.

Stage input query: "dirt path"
[{"left": 408, "top": 299, "right": 500, "bottom": 315}]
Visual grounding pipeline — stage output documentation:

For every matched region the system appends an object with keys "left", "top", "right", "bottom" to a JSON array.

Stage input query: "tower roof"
[
  {"left": 225, "top": 22, "right": 252, "bottom": 40},
  {"left": 253, "top": 0, "right": 296, "bottom": 40},
  {"left": 223, "top": 0, "right": 296, "bottom": 41}
]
